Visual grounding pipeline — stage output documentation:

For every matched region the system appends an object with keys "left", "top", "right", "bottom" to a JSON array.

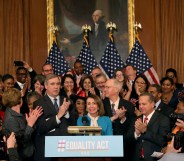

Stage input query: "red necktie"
[
  {"left": 140, "top": 117, "right": 148, "bottom": 158},
  {"left": 144, "top": 117, "right": 148, "bottom": 124}
]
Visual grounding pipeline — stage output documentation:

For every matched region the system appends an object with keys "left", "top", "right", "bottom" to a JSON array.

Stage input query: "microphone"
[{"left": 82, "top": 116, "right": 88, "bottom": 126}]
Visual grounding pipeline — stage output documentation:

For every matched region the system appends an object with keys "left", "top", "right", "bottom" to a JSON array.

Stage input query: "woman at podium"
[{"left": 77, "top": 94, "right": 113, "bottom": 135}]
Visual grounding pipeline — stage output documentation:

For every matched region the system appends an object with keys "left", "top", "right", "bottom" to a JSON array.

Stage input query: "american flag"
[
  {"left": 125, "top": 39, "right": 160, "bottom": 84},
  {"left": 99, "top": 39, "right": 124, "bottom": 78},
  {"left": 46, "top": 41, "right": 70, "bottom": 76},
  {"left": 77, "top": 37, "right": 98, "bottom": 74}
]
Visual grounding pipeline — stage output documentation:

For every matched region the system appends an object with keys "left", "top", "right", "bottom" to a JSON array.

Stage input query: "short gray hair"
[
  {"left": 112, "top": 78, "right": 123, "bottom": 92},
  {"left": 44, "top": 74, "right": 61, "bottom": 85}
]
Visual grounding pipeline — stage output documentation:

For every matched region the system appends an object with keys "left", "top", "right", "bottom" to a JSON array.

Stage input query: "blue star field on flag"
[
  {"left": 77, "top": 39, "right": 98, "bottom": 75},
  {"left": 46, "top": 41, "right": 70, "bottom": 76},
  {"left": 125, "top": 39, "right": 159, "bottom": 84},
  {"left": 100, "top": 40, "right": 124, "bottom": 78}
]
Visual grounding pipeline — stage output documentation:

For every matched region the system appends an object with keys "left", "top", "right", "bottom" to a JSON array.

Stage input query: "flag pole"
[
  {"left": 134, "top": 22, "right": 142, "bottom": 43},
  {"left": 81, "top": 24, "right": 91, "bottom": 47},
  {"left": 49, "top": 25, "right": 59, "bottom": 44},
  {"left": 106, "top": 22, "right": 117, "bottom": 42}
]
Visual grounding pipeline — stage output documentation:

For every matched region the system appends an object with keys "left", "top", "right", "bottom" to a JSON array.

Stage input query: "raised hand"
[
  {"left": 57, "top": 98, "right": 71, "bottom": 119},
  {"left": 135, "top": 118, "right": 147, "bottom": 135},
  {"left": 89, "top": 87, "right": 96, "bottom": 95},
  {"left": 26, "top": 106, "right": 43, "bottom": 127},
  {"left": 116, "top": 106, "right": 127, "bottom": 120}
]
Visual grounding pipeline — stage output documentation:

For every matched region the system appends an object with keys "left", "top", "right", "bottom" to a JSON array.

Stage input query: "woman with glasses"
[
  {"left": 61, "top": 74, "right": 77, "bottom": 99},
  {"left": 127, "top": 75, "right": 149, "bottom": 116}
]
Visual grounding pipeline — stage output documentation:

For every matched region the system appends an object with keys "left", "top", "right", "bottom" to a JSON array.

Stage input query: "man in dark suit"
[
  {"left": 33, "top": 74, "right": 75, "bottom": 161},
  {"left": 148, "top": 84, "right": 174, "bottom": 118},
  {"left": 103, "top": 78, "right": 135, "bottom": 161},
  {"left": 127, "top": 92, "right": 170, "bottom": 161},
  {"left": 14, "top": 62, "right": 37, "bottom": 114}
]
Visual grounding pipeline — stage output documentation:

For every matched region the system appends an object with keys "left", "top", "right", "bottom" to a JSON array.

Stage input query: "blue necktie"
[{"left": 54, "top": 98, "right": 59, "bottom": 111}]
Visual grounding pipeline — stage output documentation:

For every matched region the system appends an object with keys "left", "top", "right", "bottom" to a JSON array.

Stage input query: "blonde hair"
[{"left": 2, "top": 88, "right": 21, "bottom": 108}]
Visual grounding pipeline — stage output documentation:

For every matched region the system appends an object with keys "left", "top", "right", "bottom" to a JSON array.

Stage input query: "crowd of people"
[{"left": 0, "top": 60, "right": 184, "bottom": 161}]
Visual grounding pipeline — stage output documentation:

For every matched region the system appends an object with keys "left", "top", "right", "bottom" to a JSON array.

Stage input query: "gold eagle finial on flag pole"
[
  {"left": 106, "top": 22, "right": 117, "bottom": 42},
  {"left": 134, "top": 22, "right": 142, "bottom": 43},
  {"left": 81, "top": 24, "right": 91, "bottom": 46},
  {"left": 49, "top": 25, "right": 59, "bottom": 43}
]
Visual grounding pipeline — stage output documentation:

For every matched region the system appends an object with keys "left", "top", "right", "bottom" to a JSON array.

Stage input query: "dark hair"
[
  {"left": 166, "top": 68, "right": 177, "bottom": 78},
  {"left": 139, "top": 92, "right": 155, "bottom": 103},
  {"left": 134, "top": 75, "right": 149, "bottom": 90},
  {"left": 79, "top": 75, "right": 95, "bottom": 90},
  {"left": 27, "top": 91, "right": 41, "bottom": 102},
  {"left": 160, "top": 77, "right": 174, "bottom": 86},
  {"left": 113, "top": 68, "right": 124, "bottom": 78},
  {"left": 2, "top": 74, "right": 14, "bottom": 82},
  {"left": 16, "top": 66, "right": 28, "bottom": 75},
  {"left": 33, "top": 74, "right": 45, "bottom": 86},
  {"left": 149, "top": 84, "right": 162, "bottom": 93},
  {"left": 61, "top": 74, "right": 77, "bottom": 93},
  {"left": 61, "top": 74, "right": 76, "bottom": 86},
  {"left": 42, "top": 63, "right": 53, "bottom": 71},
  {"left": 125, "top": 64, "right": 137, "bottom": 71},
  {"left": 74, "top": 59, "right": 83, "bottom": 67}
]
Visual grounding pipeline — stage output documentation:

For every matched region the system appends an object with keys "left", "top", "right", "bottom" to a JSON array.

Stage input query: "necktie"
[
  {"left": 144, "top": 117, "right": 148, "bottom": 124},
  {"left": 111, "top": 104, "right": 116, "bottom": 115},
  {"left": 140, "top": 116, "right": 148, "bottom": 158},
  {"left": 54, "top": 98, "right": 59, "bottom": 111}
]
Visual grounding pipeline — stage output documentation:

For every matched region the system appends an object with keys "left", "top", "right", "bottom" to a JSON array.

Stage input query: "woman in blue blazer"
[{"left": 77, "top": 94, "right": 113, "bottom": 135}]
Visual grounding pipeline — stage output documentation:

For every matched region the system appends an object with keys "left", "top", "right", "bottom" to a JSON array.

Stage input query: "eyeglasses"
[
  {"left": 135, "top": 81, "right": 146, "bottom": 85},
  {"left": 96, "top": 81, "right": 105, "bottom": 85},
  {"left": 64, "top": 81, "right": 74, "bottom": 85},
  {"left": 43, "top": 69, "right": 53, "bottom": 72},
  {"left": 116, "top": 74, "right": 123, "bottom": 77}
]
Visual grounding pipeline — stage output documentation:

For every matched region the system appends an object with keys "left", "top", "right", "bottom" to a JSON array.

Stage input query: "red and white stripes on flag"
[{"left": 125, "top": 39, "right": 160, "bottom": 84}]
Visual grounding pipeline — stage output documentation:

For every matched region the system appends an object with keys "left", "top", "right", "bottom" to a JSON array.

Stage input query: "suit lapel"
[
  {"left": 105, "top": 99, "right": 113, "bottom": 117},
  {"left": 44, "top": 95, "right": 57, "bottom": 113},
  {"left": 147, "top": 111, "right": 159, "bottom": 128},
  {"left": 157, "top": 102, "right": 163, "bottom": 112}
]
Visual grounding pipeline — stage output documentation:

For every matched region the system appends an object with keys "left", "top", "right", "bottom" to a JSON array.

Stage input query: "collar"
[
  {"left": 17, "top": 81, "right": 24, "bottom": 89},
  {"left": 47, "top": 94, "right": 60, "bottom": 104},
  {"left": 7, "top": 107, "right": 23, "bottom": 117},
  {"left": 143, "top": 110, "right": 155, "bottom": 124},
  {"left": 155, "top": 99, "right": 161, "bottom": 110},
  {"left": 110, "top": 97, "right": 120, "bottom": 110}
]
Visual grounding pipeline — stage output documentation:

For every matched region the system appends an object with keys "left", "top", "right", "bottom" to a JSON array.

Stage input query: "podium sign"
[{"left": 45, "top": 136, "right": 123, "bottom": 157}]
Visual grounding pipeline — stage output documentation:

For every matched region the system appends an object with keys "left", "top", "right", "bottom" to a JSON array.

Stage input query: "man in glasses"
[{"left": 41, "top": 63, "right": 54, "bottom": 76}]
